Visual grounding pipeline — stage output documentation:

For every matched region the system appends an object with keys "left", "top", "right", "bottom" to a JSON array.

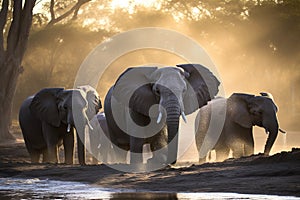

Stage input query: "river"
[{"left": 0, "top": 178, "right": 299, "bottom": 199}]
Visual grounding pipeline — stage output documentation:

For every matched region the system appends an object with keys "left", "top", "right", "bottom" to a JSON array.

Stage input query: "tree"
[
  {"left": 0, "top": 0, "right": 36, "bottom": 140},
  {"left": 47, "top": 0, "right": 92, "bottom": 26},
  {"left": 13, "top": 24, "right": 112, "bottom": 118},
  {"left": 0, "top": 0, "right": 94, "bottom": 141}
]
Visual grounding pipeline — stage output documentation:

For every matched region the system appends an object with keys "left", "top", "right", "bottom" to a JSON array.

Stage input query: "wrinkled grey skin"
[
  {"left": 104, "top": 64, "right": 220, "bottom": 165},
  {"left": 19, "top": 86, "right": 101, "bottom": 165},
  {"left": 195, "top": 93, "right": 282, "bottom": 163},
  {"left": 87, "top": 112, "right": 168, "bottom": 164}
]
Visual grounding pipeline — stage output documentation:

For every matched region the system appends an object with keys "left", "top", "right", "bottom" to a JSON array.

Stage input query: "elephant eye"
[
  {"left": 155, "top": 88, "right": 160, "bottom": 96},
  {"left": 153, "top": 86, "right": 160, "bottom": 96},
  {"left": 183, "top": 87, "right": 187, "bottom": 94}
]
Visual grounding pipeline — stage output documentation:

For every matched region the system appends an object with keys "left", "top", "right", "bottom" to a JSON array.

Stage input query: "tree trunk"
[
  {"left": 0, "top": 0, "right": 36, "bottom": 141},
  {"left": 0, "top": 58, "right": 20, "bottom": 141}
]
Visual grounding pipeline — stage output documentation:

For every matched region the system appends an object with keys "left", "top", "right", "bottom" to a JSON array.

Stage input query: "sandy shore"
[{"left": 0, "top": 135, "right": 299, "bottom": 197}]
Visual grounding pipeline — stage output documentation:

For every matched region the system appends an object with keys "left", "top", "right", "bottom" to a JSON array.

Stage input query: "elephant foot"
[
  {"left": 65, "top": 161, "right": 73, "bottom": 165},
  {"left": 198, "top": 157, "right": 206, "bottom": 164},
  {"left": 44, "top": 161, "right": 59, "bottom": 164},
  {"left": 147, "top": 156, "right": 167, "bottom": 166},
  {"left": 129, "top": 153, "right": 143, "bottom": 164}
]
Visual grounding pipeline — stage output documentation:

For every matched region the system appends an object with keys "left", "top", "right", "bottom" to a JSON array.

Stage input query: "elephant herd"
[{"left": 19, "top": 64, "right": 285, "bottom": 166}]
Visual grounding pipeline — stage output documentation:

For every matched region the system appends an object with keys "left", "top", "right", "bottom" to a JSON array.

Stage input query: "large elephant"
[
  {"left": 195, "top": 92, "right": 285, "bottom": 163},
  {"left": 104, "top": 64, "right": 220, "bottom": 165},
  {"left": 19, "top": 85, "right": 101, "bottom": 165}
]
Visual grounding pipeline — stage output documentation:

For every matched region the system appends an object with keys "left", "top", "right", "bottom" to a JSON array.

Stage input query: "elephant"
[
  {"left": 19, "top": 85, "right": 101, "bottom": 165},
  {"left": 104, "top": 64, "right": 220, "bottom": 165},
  {"left": 86, "top": 112, "right": 115, "bottom": 164},
  {"left": 195, "top": 92, "right": 285, "bottom": 163}
]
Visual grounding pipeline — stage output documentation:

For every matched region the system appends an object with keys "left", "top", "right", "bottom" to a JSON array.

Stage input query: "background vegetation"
[{"left": 10, "top": 0, "right": 300, "bottom": 130}]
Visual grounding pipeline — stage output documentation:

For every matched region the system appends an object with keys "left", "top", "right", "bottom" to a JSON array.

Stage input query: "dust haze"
[{"left": 14, "top": 0, "right": 299, "bottom": 161}]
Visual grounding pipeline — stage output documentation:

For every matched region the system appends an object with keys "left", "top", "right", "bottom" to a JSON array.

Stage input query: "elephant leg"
[
  {"left": 42, "top": 122, "right": 61, "bottom": 163},
  {"left": 112, "top": 147, "right": 128, "bottom": 164},
  {"left": 90, "top": 143, "right": 103, "bottom": 164},
  {"left": 30, "top": 151, "right": 41, "bottom": 163},
  {"left": 49, "top": 145, "right": 59, "bottom": 163},
  {"left": 230, "top": 135, "right": 250, "bottom": 158},
  {"left": 231, "top": 143, "right": 244, "bottom": 159},
  {"left": 244, "top": 137, "right": 254, "bottom": 156},
  {"left": 89, "top": 141, "right": 100, "bottom": 164},
  {"left": 198, "top": 156, "right": 206, "bottom": 164},
  {"left": 130, "top": 137, "right": 144, "bottom": 164},
  {"left": 147, "top": 129, "right": 168, "bottom": 165},
  {"left": 63, "top": 130, "right": 74, "bottom": 164},
  {"left": 242, "top": 130, "right": 254, "bottom": 156},
  {"left": 42, "top": 149, "right": 49, "bottom": 162},
  {"left": 148, "top": 144, "right": 167, "bottom": 165},
  {"left": 99, "top": 143, "right": 110, "bottom": 163},
  {"left": 215, "top": 146, "right": 230, "bottom": 162},
  {"left": 26, "top": 146, "right": 41, "bottom": 163},
  {"left": 76, "top": 132, "right": 86, "bottom": 165}
]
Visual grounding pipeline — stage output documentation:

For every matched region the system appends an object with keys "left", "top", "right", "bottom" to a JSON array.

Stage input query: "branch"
[
  {"left": 72, "top": 3, "right": 81, "bottom": 20},
  {"left": 0, "top": 0, "right": 9, "bottom": 62},
  {"left": 7, "top": 0, "right": 22, "bottom": 55},
  {"left": 50, "top": 0, "right": 55, "bottom": 21},
  {"left": 16, "top": 0, "right": 37, "bottom": 61},
  {"left": 47, "top": 0, "right": 91, "bottom": 26}
]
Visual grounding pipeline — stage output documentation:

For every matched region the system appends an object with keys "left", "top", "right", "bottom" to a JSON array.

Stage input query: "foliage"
[
  {"left": 13, "top": 24, "right": 113, "bottom": 117},
  {"left": 11, "top": 0, "right": 300, "bottom": 129}
]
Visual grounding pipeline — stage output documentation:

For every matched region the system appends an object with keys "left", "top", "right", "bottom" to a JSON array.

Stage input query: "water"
[{"left": 0, "top": 178, "right": 298, "bottom": 200}]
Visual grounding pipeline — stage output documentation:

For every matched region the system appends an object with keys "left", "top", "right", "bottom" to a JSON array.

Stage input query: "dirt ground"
[{"left": 0, "top": 131, "right": 300, "bottom": 197}]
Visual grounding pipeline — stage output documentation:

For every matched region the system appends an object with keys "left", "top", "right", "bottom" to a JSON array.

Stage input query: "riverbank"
[{"left": 0, "top": 138, "right": 299, "bottom": 197}]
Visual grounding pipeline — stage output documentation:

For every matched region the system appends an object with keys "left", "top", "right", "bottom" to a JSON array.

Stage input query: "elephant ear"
[
  {"left": 30, "top": 88, "right": 64, "bottom": 127},
  {"left": 260, "top": 92, "right": 278, "bottom": 112},
  {"left": 77, "top": 85, "right": 102, "bottom": 119},
  {"left": 176, "top": 64, "right": 220, "bottom": 115},
  {"left": 228, "top": 93, "right": 254, "bottom": 128},
  {"left": 112, "top": 67, "right": 158, "bottom": 116}
]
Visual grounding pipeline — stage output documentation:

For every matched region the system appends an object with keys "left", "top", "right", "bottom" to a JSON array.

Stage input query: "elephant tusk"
[
  {"left": 265, "top": 128, "right": 268, "bottom": 134},
  {"left": 157, "top": 112, "right": 162, "bottom": 124},
  {"left": 67, "top": 124, "right": 71, "bottom": 132},
  {"left": 87, "top": 122, "right": 94, "bottom": 131},
  {"left": 279, "top": 128, "right": 286, "bottom": 134},
  {"left": 181, "top": 112, "right": 187, "bottom": 123},
  {"left": 84, "top": 115, "right": 94, "bottom": 131}
]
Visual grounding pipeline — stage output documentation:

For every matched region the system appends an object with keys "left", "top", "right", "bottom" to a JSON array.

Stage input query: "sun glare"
[
  {"left": 110, "top": 0, "right": 159, "bottom": 10},
  {"left": 110, "top": 0, "right": 130, "bottom": 9}
]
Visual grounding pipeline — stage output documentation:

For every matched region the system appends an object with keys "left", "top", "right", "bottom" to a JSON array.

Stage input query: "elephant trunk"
[
  {"left": 73, "top": 109, "right": 91, "bottom": 165},
  {"left": 76, "top": 125, "right": 85, "bottom": 165},
  {"left": 164, "top": 99, "right": 181, "bottom": 164},
  {"left": 263, "top": 119, "right": 279, "bottom": 156}
]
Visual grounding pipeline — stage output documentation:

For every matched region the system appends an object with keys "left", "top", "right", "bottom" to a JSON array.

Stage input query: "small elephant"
[
  {"left": 104, "top": 64, "right": 220, "bottom": 165},
  {"left": 19, "top": 85, "right": 101, "bottom": 164},
  {"left": 87, "top": 112, "right": 115, "bottom": 164},
  {"left": 195, "top": 92, "right": 285, "bottom": 163}
]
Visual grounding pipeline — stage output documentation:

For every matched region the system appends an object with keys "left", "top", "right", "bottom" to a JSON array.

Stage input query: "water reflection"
[
  {"left": 111, "top": 192, "right": 177, "bottom": 200},
  {"left": 0, "top": 178, "right": 298, "bottom": 200}
]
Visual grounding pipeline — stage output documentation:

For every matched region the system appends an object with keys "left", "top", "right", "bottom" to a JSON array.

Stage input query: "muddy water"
[{"left": 0, "top": 178, "right": 299, "bottom": 200}]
